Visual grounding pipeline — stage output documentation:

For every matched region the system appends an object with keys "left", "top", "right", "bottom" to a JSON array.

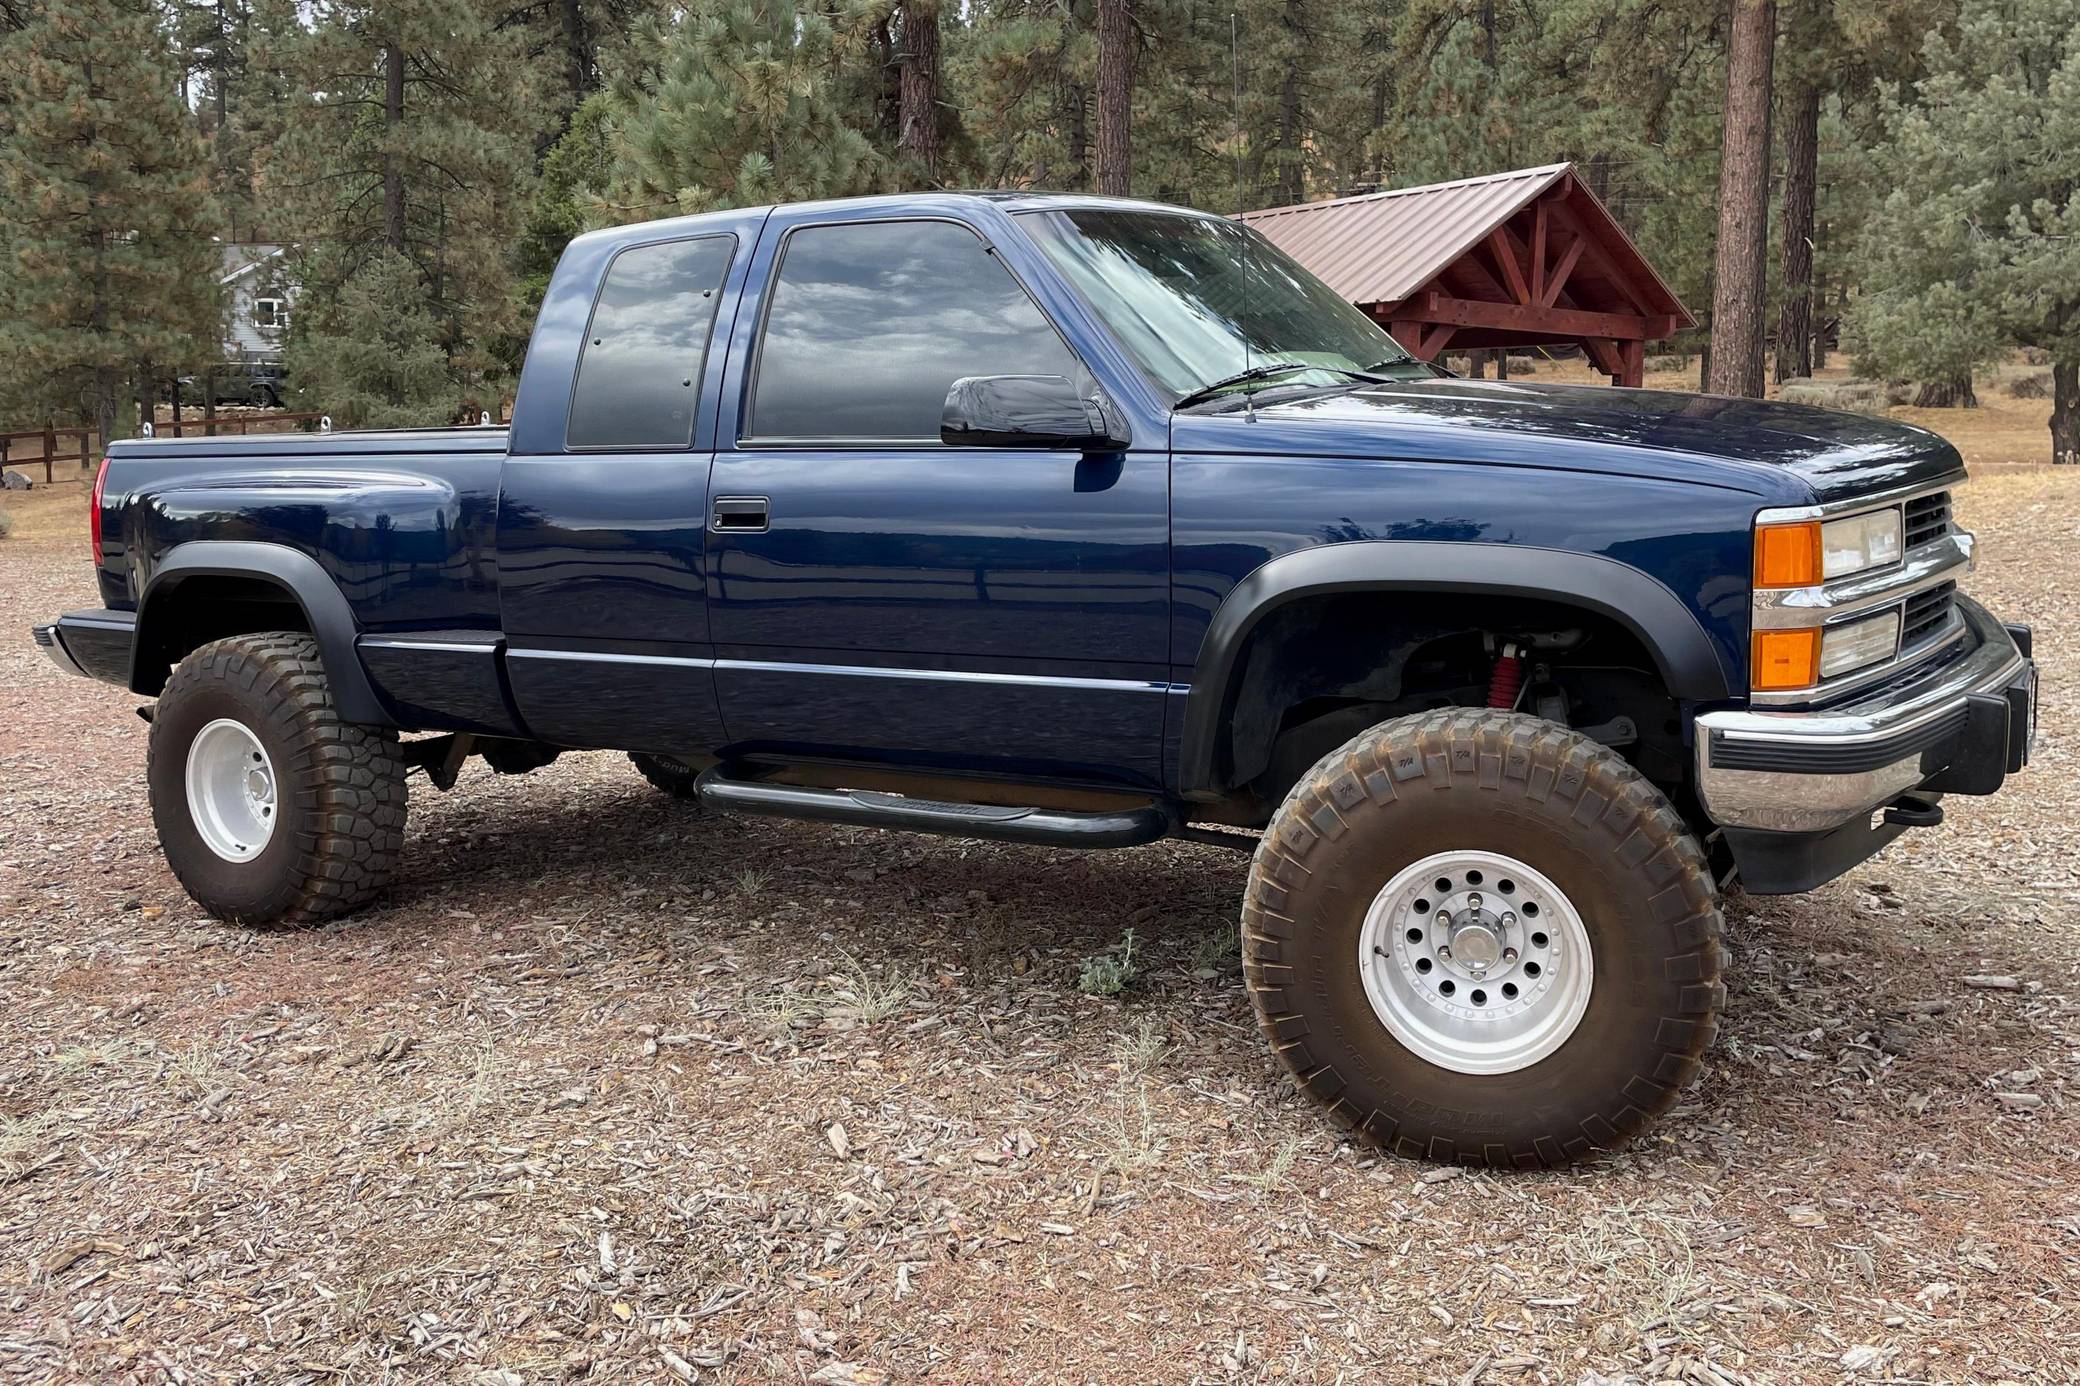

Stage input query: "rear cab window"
[{"left": 568, "top": 235, "right": 735, "bottom": 449}]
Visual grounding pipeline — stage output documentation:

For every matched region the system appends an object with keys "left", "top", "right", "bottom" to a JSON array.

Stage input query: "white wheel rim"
[
  {"left": 185, "top": 718, "right": 278, "bottom": 863},
  {"left": 1357, "top": 849, "right": 1594, "bottom": 1075}
]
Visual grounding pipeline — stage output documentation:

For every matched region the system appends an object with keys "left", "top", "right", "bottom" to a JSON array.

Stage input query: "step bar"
[{"left": 695, "top": 769, "right": 1174, "bottom": 849}]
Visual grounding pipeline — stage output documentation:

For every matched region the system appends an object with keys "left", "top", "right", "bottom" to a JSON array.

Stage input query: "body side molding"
[
  {"left": 1175, "top": 540, "right": 1735, "bottom": 797},
  {"left": 134, "top": 540, "right": 393, "bottom": 726}
]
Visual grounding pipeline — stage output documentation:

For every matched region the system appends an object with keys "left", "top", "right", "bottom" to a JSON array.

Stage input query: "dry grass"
[{"left": 4, "top": 468, "right": 2080, "bottom": 1383}]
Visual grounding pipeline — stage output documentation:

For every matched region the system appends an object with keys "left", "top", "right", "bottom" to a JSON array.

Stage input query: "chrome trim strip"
[
  {"left": 1696, "top": 596, "right": 2025, "bottom": 832},
  {"left": 504, "top": 646, "right": 1181, "bottom": 693},
  {"left": 359, "top": 637, "right": 500, "bottom": 655},
  {"left": 1753, "top": 474, "right": 1965, "bottom": 526},
  {"left": 1751, "top": 529, "right": 1973, "bottom": 630},
  {"left": 717, "top": 656, "right": 1180, "bottom": 693}
]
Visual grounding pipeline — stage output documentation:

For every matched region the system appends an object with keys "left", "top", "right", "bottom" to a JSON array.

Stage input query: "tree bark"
[
  {"left": 558, "top": 0, "right": 592, "bottom": 110},
  {"left": 1272, "top": 3, "right": 1305, "bottom": 206},
  {"left": 898, "top": 0, "right": 941, "bottom": 180},
  {"left": 2050, "top": 361, "right": 2077, "bottom": 464},
  {"left": 1774, "top": 77, "right": 1819, "bottom": 384},
  {"left": 1094, "top": 0, "right": 1134, "bottom": 196},
  {"left": 383, "top": 41, "right": 406, "bottom": 254},
  {"left": 1705, "top": 0, "right": 1776, "bottom": 398},
  {"left": 1066, "top": 81, "right": 1088, "bottom": 189},
  {"left": 1912, "top": 376, "right": 1976, "bottom": 409}
]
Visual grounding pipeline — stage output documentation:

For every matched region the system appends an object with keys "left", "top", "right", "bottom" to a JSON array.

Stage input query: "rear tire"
[
  {"left": 148, "top": 633, "right": 407, "bottom": 925},
  {"left": 629, "top": 753, "right": 704, "bottom": 800},
  {"left": 1242, "top": 709, "right": 1723, "bottom": 1168}
]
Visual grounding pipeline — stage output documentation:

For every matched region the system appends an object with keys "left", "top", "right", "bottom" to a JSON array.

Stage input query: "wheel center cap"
[
  {"left": 1450, "top": 921, "right": 1503, "bottom": 971},
  {"left": 246, "top": 768, "right": 271, "bottom": 800}
]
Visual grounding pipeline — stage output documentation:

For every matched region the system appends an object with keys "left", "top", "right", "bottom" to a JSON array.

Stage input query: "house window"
[{"left": 255, "top": 297, "right": 285, "bottom": 329}]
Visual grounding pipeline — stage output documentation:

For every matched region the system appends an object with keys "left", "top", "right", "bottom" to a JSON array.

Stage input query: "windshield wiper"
[
  {"left": 1172, "top": 362, "right": 1317, "bottom": 410},
  {"left": 1174, "top": 361, "right": 1407, "bottom": 410}
]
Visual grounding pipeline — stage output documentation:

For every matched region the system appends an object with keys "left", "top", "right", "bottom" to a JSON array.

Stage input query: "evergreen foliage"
[
  {"left": 597, "top": 0, "right": 887, "bottom": 220},
  {"left": 0, "top": 0, "right": 2072, "bottom": 458},
  {"left": 0, "top": 0, "right": 224, "bottom": 440},
  {"left": 1851, "top": 0, "right": 2080, "bottom": 457}
]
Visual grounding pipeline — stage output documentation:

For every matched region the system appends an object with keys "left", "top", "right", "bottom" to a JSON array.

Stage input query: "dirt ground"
[{"left": 3, "top": 468, "right": 2079, "bottom": 1385}]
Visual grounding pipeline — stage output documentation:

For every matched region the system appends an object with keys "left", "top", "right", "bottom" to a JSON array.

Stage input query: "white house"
[{"left": 219, "top": 244, "right": 293, "bottom": 361}]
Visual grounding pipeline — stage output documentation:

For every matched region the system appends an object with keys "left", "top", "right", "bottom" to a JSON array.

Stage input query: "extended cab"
[{"left": 35, "top": 193, "right": 2037, "bottom": 1167}]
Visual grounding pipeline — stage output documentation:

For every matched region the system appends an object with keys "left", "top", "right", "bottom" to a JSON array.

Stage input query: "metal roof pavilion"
[{"left": 1239, "top": 163, "right": 1694, "bottom": 386}]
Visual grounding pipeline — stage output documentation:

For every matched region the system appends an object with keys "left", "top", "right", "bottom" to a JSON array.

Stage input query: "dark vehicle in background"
[
  {"left": 169, "top": 360, "right": 286, "bottom": 409},
  {"left": 35, "top": 193, "right": 2036, "bottom": 1167}
]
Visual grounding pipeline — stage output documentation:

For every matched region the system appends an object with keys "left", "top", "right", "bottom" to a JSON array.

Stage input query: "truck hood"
[{"left": 1171, "top": 378, "right": 1964, "bottom": 504}]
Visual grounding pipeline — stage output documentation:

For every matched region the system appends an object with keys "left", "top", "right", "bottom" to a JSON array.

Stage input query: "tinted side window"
[
  {"left": 748, "top": 220, "right": 1085, "bottom": 441},
  {"left": 568, "top": 235, "right": 734, "bottom": 449}
]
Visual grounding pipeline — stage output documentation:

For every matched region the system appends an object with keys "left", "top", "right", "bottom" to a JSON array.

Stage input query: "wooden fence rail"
[
  {"left": 0, "top": 427, "right": 96, "bottom": 484},
  {"left": 3, "top": 405, "right": 511, "bottom": 488}
]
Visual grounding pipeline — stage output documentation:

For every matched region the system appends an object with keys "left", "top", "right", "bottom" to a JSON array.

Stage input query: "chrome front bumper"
[{"left": 1696, "top": 595, "right": 2034, "bottom": 834}]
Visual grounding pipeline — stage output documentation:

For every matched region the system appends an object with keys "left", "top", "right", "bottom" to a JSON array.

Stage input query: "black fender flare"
[
  {"left": 1175, "top": 541, "right": 1734, "bottom": 797},
  {"left": 132, "top": 540, "right": 394, "bottom": 726}
]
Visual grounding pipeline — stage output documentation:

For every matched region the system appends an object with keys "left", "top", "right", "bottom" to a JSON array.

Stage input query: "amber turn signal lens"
[
  {"left": 1754, "top": 521, "right": 1823, "bottom": 588},
  {"left": 1751, "top": 628, "right": 1821, "bottom": 691}
]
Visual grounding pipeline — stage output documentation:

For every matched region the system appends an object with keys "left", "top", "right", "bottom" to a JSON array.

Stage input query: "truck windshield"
[{"left": 1019, "top": 207, "right": 1421, "bottom": 405}]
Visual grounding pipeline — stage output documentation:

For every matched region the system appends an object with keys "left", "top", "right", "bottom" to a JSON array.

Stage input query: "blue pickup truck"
[{"left": 36, "top": 192, "right": 2036, "bottom": 1166}]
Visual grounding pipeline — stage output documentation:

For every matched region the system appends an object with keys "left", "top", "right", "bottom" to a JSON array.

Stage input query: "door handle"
[{"left": 712, "top": 496, "right": 770, "bottom": 533}]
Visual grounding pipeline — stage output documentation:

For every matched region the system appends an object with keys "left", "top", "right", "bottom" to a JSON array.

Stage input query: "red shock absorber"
[{"left": 1487, "top": 643, "right": 1524, "bottom": 709}]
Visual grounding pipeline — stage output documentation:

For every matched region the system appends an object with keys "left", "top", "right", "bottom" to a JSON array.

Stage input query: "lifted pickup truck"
[{"left": 37, "top": 192, "right": 2036, "bottom": 1166}]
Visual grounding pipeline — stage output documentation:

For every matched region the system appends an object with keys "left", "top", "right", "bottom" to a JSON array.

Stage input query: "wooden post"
[
  {"left": 1618, "top": 339, "right": 1645, "bottom": 388},
  {"left": 42, "top": 421, "right": 56, "bottom": 483}
]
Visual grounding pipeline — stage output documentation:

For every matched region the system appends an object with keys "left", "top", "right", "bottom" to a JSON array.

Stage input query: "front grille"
[
  {"left": 1901, "top": 581, "right": 1956, "bottom": 649},
  {"left": 1904, "top": 491, "right": 1951, "bottom": 549}
]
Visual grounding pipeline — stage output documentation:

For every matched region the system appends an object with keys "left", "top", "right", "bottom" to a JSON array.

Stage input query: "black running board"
[{"left": 695, "top": 770, "right": 1172, "bottom": 849}]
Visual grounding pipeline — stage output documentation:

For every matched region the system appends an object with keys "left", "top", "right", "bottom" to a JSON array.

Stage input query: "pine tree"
[
  {"left": 1851, "top": 0, "right": 2080, "bottom": 460},
  {"left": 283, "top": 249, "right": 455, "bottom": 428},
  {"left": 600, "top": 0, "right": 886, "bottom": 219},
  {"left": 254, "top": 0, "right": 545, "bottom": 414},
  {"left": 0, "top": 0, "right": 224, "bottom": 441}
]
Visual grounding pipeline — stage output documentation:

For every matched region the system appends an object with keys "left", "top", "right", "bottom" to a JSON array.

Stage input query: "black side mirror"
[{"left": 941, "top": 374, "right": 1128, "bottom": 451}]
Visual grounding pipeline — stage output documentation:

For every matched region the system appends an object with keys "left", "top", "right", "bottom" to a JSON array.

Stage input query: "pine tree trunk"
[
  {"left": 1276, "top": 68, "right": 1302, "bottom": 204},
  {"left": 383, "top": 41, "right": 406, "bottom": 254},
  {"left": 1774, "top": 78, "right": 1819, "bottom": 384},
  {"left": 1912, "top": 376, "right": 1976, "bottom": 409},
  {"left": 2048, "top": 362, "right": 2076, "bottom": 464},
  {"left": 1066, "top": 82, "right": 1088, "bottom": 189},
  {"left": 898, "top": 1, "right": 941, "bottom": 180},
  {"left": 1705, "top": 0, "right": 1776, "bottom": 399},
  {"left": 559, "top": 0, "right": 592, "bottom": 109},
  {"left": 1095, "top": 0, "right": 1133, "bottom": 196}
]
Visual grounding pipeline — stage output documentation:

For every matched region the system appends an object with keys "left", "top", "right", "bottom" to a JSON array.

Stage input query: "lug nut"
[
  {"left": 1499, "top": 911, "right": 1517, "bottom": 928},
  {"left": 1436, "top": 945, "right": 1452, "bottom": 960},
  {"left": 1503, "top": 947, "right": 1518, "bottom": 962},
  {"left": 1466, "top": 892, "right": 1483, "bottom": 910}
]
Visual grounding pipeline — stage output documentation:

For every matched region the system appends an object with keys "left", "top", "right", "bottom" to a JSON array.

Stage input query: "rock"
[{"left": 1962, "top": 975, "right": 2022, "bottom": 990}]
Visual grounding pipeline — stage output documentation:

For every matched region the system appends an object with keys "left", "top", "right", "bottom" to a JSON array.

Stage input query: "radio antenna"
[{"left": 1231, "top": 12, "right": 1253, "bottom": 419}]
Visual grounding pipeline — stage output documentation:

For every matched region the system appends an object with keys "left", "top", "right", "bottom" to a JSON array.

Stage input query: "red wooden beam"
[
  {"left": 1544, "top": 196, "right": 1651, "bottom": 315},
  {"left": 1580, "top": 336, "right": 1626, "bottom": 379},
  {"left": 1415, "top": 323, "right": 1458, "bottom": 360},
  {"left": 1618, "top": 338, "right": 1645, "bottom": 388},
  {"left": 1485, "top": 226, "right": 1533, "bottom": 305},
  {"left": 1413, "top": 292, "right": 1677, "bottom": 341},
  {"left": 1539, "top": 236, "right": 1586, "bottom": 309},
  {"left": 1531, "top": 201, "right": 1549, "bottom": 303}
]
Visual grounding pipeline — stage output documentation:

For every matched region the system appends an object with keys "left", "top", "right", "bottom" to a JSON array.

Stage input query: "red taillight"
[{"left": 88, "top": 452, "right": 109, "bottom": 564}]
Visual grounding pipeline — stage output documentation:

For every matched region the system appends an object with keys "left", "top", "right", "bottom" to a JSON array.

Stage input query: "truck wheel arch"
[
  {"left": 132, "top": 541, "right": 394, "bottom": 727},
  {"left": 1176, "top": 541, "right": 1735, "bottom": 798}
]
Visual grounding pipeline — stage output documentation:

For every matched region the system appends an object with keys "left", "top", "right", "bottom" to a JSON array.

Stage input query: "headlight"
[
  {"left": 1821, "top": 510, "right": 1903, "bottom": 579},
  {"left": 1819, "top": 609, "right": 1901, "bottom": 678},
  {"left": 1754, "top": 507, "right": 1904, "bottom": 587}
]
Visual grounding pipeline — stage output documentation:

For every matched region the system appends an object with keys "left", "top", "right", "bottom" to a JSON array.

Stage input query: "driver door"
[{"left": 704, "top": 212, "right": 1171, "bottom": 791}]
